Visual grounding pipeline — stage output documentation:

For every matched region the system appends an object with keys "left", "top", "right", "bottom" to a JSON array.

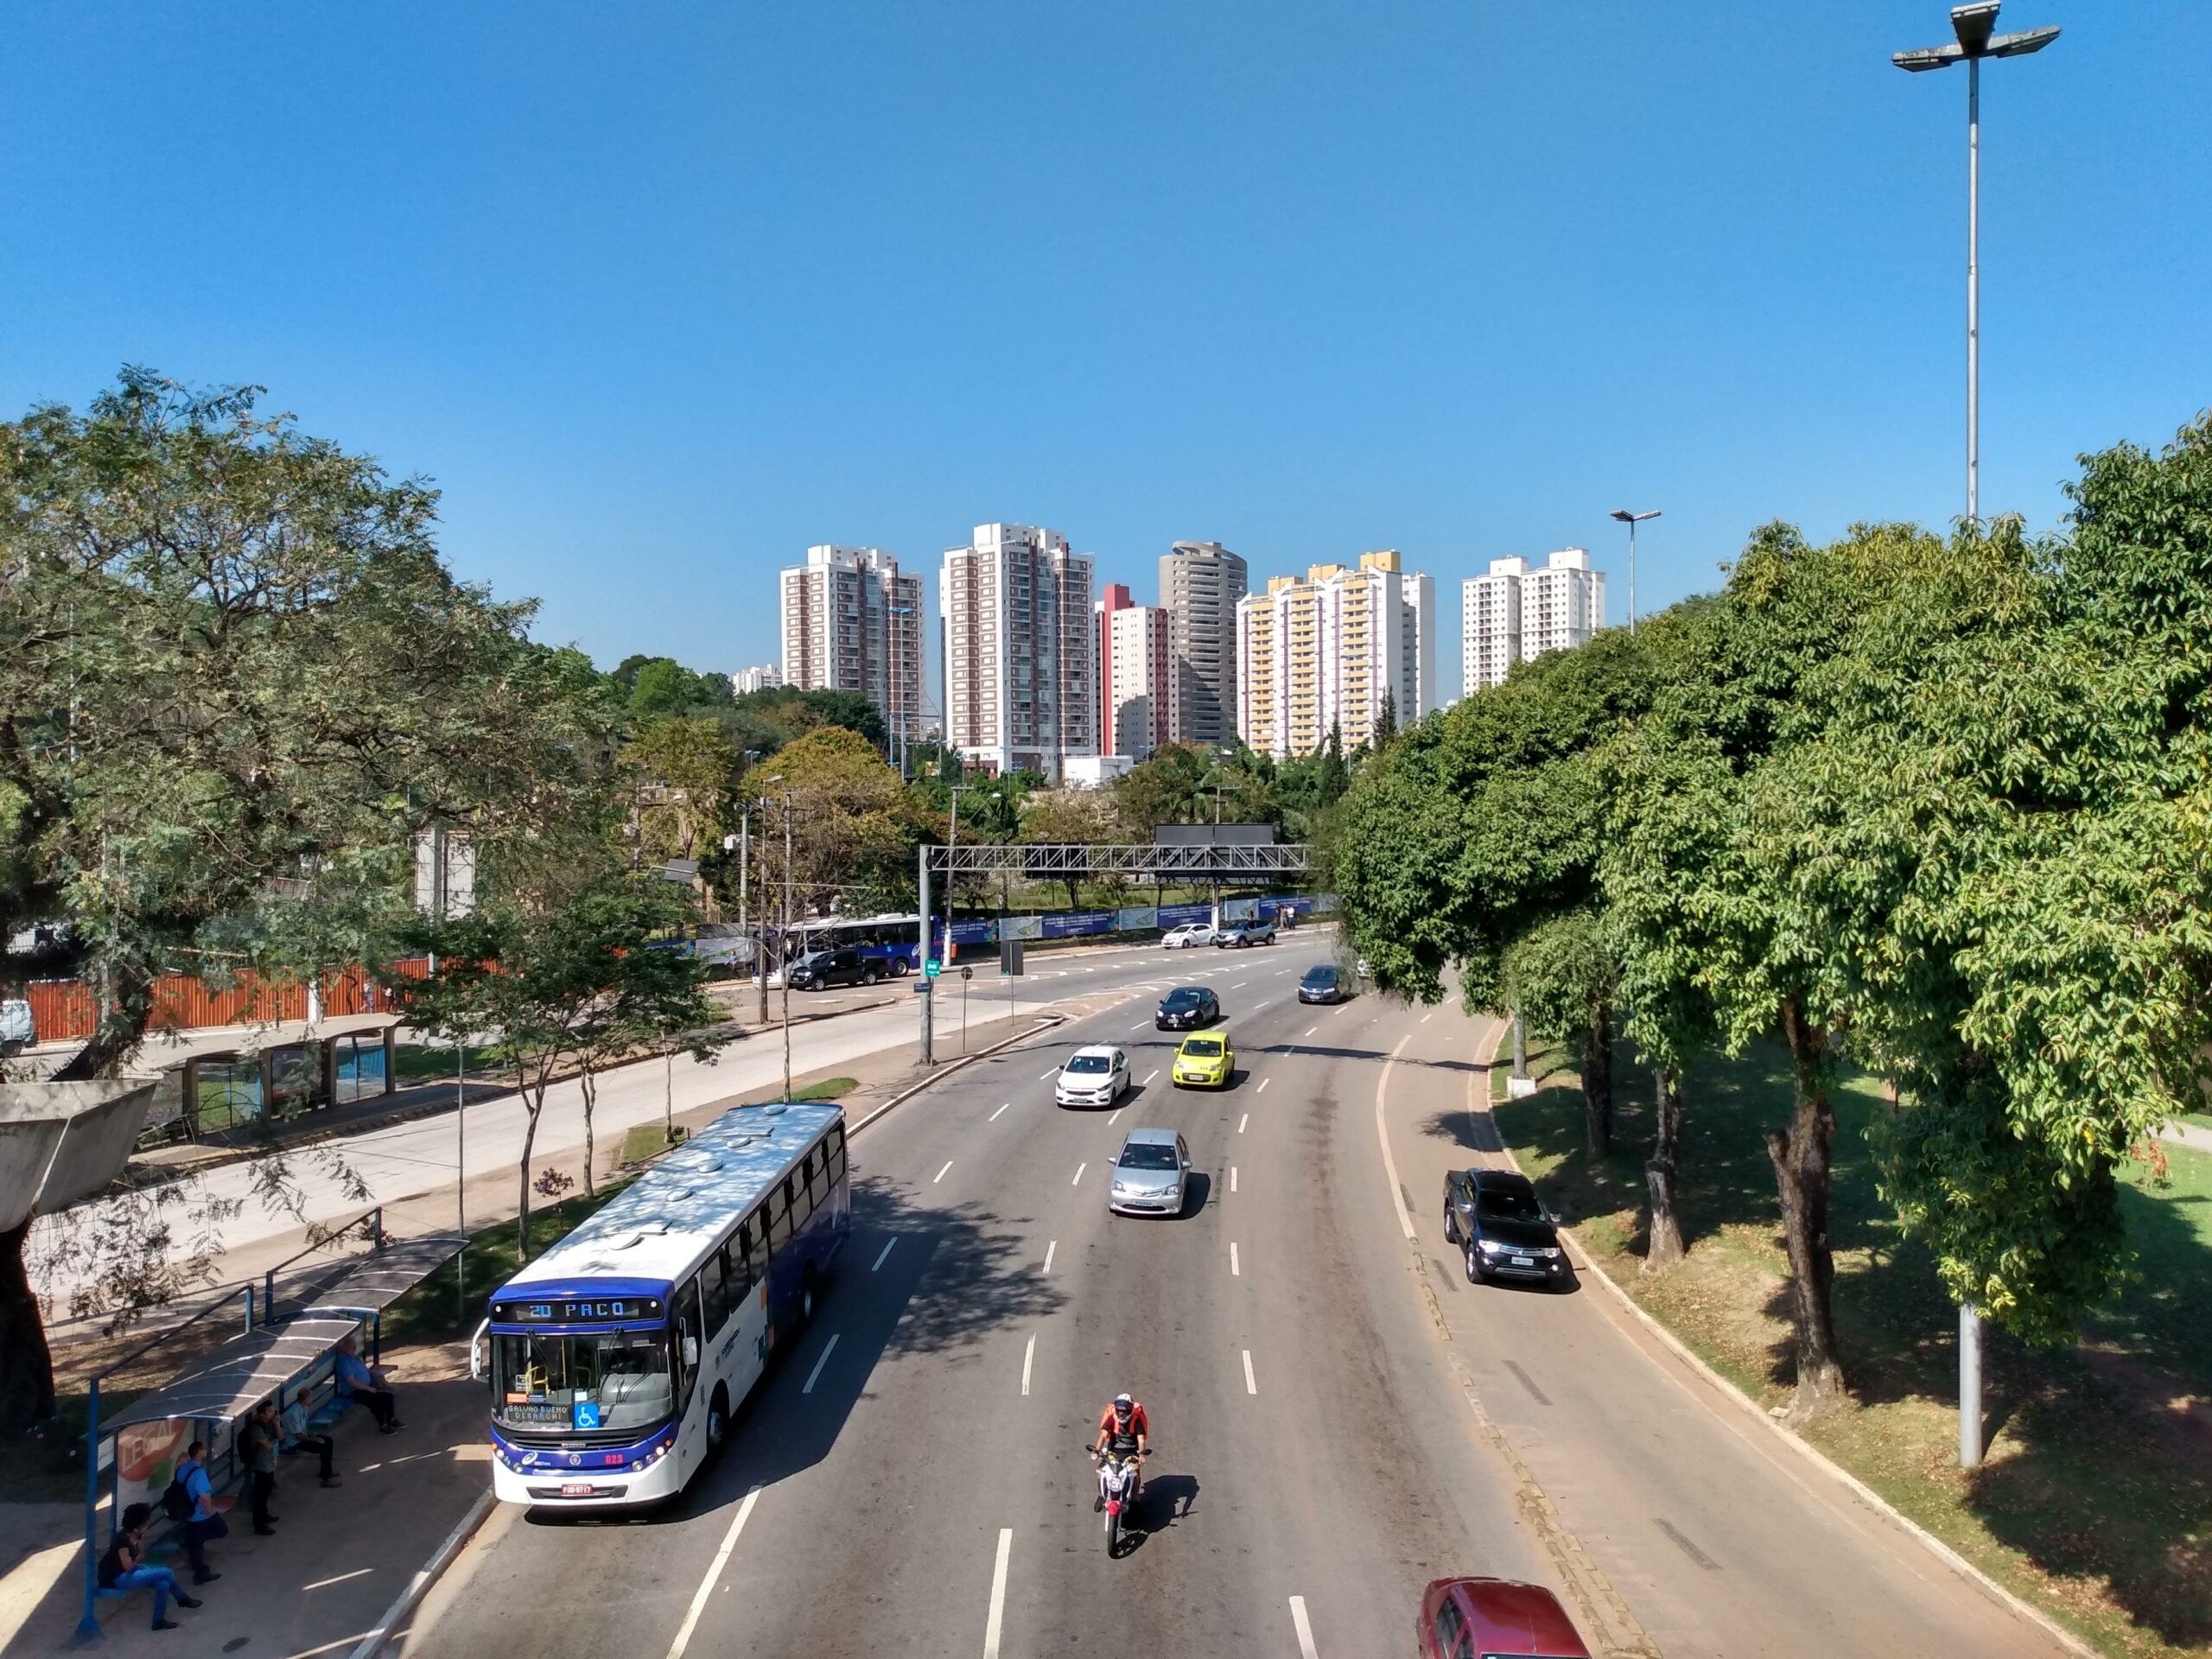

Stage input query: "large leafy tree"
[
  {"left": 0, "top": 371, "right": 614, "bottom": 1422},
  {"left": 756, "top": 726, "right": 923, "bottom": 916}
]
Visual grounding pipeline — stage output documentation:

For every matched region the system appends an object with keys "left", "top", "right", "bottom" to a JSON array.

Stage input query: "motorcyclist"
[{"left": 1091, "top": 1392, "right": 1149, "bottom": 1510}]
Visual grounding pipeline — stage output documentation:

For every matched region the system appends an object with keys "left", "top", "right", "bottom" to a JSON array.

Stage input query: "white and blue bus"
[
  {"left": 786, "top": 912, "right": 923, "bottom": 976},
  {"left": 476, "top": 1100, "right": 851, "bottom": 1508}
]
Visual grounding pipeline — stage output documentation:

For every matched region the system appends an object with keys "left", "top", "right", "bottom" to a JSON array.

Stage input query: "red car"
[{"left": 1417, "top": 1578, "right": 1592, "bottom": 1659}]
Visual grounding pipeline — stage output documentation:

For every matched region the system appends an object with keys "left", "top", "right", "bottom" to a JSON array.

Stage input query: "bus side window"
[
  {"left": 674, "top": 1282, "right": 703, "bottom": 1408},
  {"left": 786, "top": 1171, "right": 813, "bottom": 1234},
  {"left": 723, "top": 1234, "right": 753, "bottom": 1301},
  {"left": 827, "top": 1126, "right": 848, "bottom": 1187},
  {"left": 804, "top": 1149, "right": 827, "bottom": 1208},
  {"left": 764, "top": 1191, "right": 790, "bottom": 1253},
  {"left": 701, "top": 1251, "right": 730, "bottom": 1336}
]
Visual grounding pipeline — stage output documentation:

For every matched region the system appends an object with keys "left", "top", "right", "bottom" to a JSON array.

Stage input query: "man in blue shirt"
[
  {"left": 175, "top": 1440, "right": 227, "bottom": 1584},
  {"left": 334, "top": 1336, "right": 403, "bottom": 1433}
]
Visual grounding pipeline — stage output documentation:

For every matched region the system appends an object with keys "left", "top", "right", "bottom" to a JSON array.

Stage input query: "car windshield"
[
  {"left": 1065, "top": 1055, "right": 1111, "bottom": 1074},
  {"left": 1478, "top": 1186, "right": 1545, "bottom": 1223},
  {"left": 1182, "top": 1039, "right": 1223, "bottom": 1058},
  {"left": 492, "top": 1329, "right": 672, "bottom": 1434},
  {"left": 1303, "top": 968, "right": 1337, "bottom": 984},
  {"left": 1162, "top": 989, "right": 1202, "bottom": 1009},
  {"left": 1119, "top": 1143, "right": 1180, "bottom": 1171}
]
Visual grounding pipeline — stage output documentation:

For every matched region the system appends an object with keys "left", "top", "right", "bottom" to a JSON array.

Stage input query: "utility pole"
[
  {"left": 782, "top": 793, "right": 794, "bottom": 1102},
  {"left": 1608, "top": 509, "right": 1661, "bottom": 634},
  {"left": 1892, "top": 0, "right": 2059, "bottom": 1469}
]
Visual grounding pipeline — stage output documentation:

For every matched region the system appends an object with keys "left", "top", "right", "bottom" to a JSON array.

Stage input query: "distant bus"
[
  {"left": 786, "top": 912, "right": 924, "bottom": 976},
  {"left": 475, "top": 1101, "right": 851, "bottom": 1508}
]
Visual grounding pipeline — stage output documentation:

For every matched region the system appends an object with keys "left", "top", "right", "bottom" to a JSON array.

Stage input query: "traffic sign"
[
  {"left": 961, "top": 965, "right": 974, "bottom": 981},
  {"left": 924, "top": 958, "right": 942, "bottom": 979}
]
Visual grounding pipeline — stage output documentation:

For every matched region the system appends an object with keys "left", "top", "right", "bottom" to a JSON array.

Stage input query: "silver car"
[
  {"left": 1055, "top": 1046, "right": 1128, "bottom": 1109},
  {"left": 1107, "top": 1128, "right": 1191, "bottom": 1217}
]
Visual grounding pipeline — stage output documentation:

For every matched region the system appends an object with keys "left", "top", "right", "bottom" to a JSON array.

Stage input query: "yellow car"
[{"left": 1171, "top": 1031, "right": 1234, "bottom": 1089}]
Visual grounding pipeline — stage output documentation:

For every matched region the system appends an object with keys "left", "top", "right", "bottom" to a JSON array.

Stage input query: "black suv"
[
  {"left": 1155, "top": 986, "right": 1221, "bottom": 1030},
  {"left": 1442, "top": 1167, "right": 1569, "bottom": 1288},
  {"left": 786, "top": 949, "right": 881, "bottom": 991}
]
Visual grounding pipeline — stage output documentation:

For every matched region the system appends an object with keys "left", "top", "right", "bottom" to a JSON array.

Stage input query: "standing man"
[
  {"left": 239, "top": 1402, "right": 280, "bottom": 1535},
  {"left": 175, "top": 1440, "right": 227, "bottom": 1584}
]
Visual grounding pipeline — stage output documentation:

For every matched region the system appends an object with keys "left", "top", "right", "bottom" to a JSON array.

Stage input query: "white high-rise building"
[
  {"left": 1459, "top": 549, "right": 1606, "bottom": 696},
  {"left": 731, "top": 664, "right": 782, "bottom": 695},
  {"left": 939, "top": 524, "right": 1097, "bottom": 779},
  {"left": 778, "top": 545, "right": 925, "bottom": 745},
  {"left": 1236, "top": 550, "right": 1434, "bottom": 760},
  {"left": 1106, "top": 604, "right": 1173, "bottom": 758},
  {"left": 1461, "top": 556, "right": 1526, "bottom": 696}
]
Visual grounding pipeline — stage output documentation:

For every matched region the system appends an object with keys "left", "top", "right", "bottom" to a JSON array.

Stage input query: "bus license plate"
[{"left": 560, "top": 1482, "right": 594, "bottom": 1497}]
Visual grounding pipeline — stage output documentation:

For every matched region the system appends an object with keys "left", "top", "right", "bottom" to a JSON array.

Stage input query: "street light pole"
[
  {"left": 782, "top": 792, "right": 794, "bottom": 1102},
  {"left": 1893, "top": 0, "right": 2058, "bottom": 1469},
  {"left": 1608, "top": 509, "right": 1661, "bottom": 634}
]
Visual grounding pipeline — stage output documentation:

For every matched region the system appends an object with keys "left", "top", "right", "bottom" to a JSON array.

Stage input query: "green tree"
[
  {"left": 625, "top": 716, "right": 742, "bottom": 863},
  {"left": 1500, "top": 910, "right": 1622, "bottom": 1158},
  {"left": 1019, "top": 789, "right": 1119, "bottom": 910},
  {"left": 1112, "top": 743, "right": 1208, "bottom": 838},
  {"left": 757, "top": 726, "right": 920, "bottom": 915}
]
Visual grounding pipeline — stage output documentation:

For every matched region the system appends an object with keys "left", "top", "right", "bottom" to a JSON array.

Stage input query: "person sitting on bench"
[
  {"left": 334, "top": 1336, "right": 403, "bottom": 1433},
  {"left": 100, "top": 1503, "right": 202, "bottom": 1631}
]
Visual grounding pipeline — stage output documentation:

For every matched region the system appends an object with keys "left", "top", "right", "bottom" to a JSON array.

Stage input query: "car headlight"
[{"left": 1478, "top": 1238, "right": 1506, "bottom": 1254}]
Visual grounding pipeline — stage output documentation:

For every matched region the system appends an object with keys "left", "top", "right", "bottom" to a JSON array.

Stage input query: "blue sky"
[{"left": 3, "top": 3, "right": 2206, "bottom": 691}]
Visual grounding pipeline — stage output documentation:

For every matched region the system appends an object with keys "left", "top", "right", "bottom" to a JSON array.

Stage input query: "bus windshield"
[{"left": 493, "top": 1329, "right": 673, "bottom": 1434}]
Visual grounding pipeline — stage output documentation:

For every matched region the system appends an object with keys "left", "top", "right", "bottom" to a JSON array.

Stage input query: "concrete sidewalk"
[{"left": 5, "top": 1338, "right": 490, "bottom": 1656}]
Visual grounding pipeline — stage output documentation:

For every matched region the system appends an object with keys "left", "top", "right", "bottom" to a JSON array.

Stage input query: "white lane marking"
[
  {"left": 1040, "top": 1066, "right": 1059, "bottom": 1080},
  {"left": 1304, "top": 1025, "right": 1319, "bottom": 1038},
  {"left": 935, "top": 1160, "right": 955, "bottom": 1185},
  {"left": 989, "top": 1101, "right": 1012, "bottom": 1122},
  {"left": 1230, "top": 1243, "right": 1240, "bottom": 1276},
  {"left": 1421, "top": 1011, "right": 1433, "bottom": 1025},
  {"left": 1042, "top": 1240, "right": 1056, "bottom": 1274},
  {"left": 1289, "top": 1596, "right": 1319, "bottom": 1659},
  {"left": 1257, "top": 1077, "right": 1271, "bottom": 1095},
  {"left": 1143, "top": 1070, "right": 1160, "bottom": 1085},
  {"left": 1084, "top": 966, "right": 1096, "bottom": 972},
  {"left": 871, "top": 1237, "right": 898, "bottom": 1272},
  {"left": 1232, "top": 980, "right": 1249, "bottom": 988},
  {"left": 1021, "top": 1334, "right": 1036, "bottom": 1396},
  {"left": 1243, "top": 1350, "right": 1258, "bottom": 1395},
  {"left": 802, "top": 1333, "right": 840, "bottom": 1395},
  {"left": 1237, "top": 1113, "right": 1249, "bottom": 1133},
  {"left": 302, "top": 1567, "right": 373, "bottom": 1591},
  {"left": 982, "top": 1529, "right": 1013, "bottom": 1659},
  {"left": 1230, "top": 1166, "right": 1238, "bottom": 1193},
  {"left": 1107, "top": 1107, "right": 1123, "bottom": 1125},
  {"left": 1071, "top": 1161, "right": 1087, "bottom": 1185},
  {"left": 1376, "top": 1030, "right": 1420, "bottom": 1240},
  {"left": 1130, "top": 1021, "right": 1147, "bottom": 1032},
  {"left": 666, "top": 1485, "right": 762, "bottom": 1659}
]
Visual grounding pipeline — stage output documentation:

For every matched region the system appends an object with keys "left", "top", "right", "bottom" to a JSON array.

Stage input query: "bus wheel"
[
  {"left": 891, "top": 957, "right": 910, "bottom": 977},
  {"left": 707, "top": 1384, "right": 731, "bottom": 1456}
]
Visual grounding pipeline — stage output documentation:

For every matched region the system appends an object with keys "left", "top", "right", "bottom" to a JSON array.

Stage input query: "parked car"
[
  {"left": 1417, "top": 1577, "right": 1591, "bottom": 1659},
  {"left": 785, "top": 948, "right": 883, "bottom": 991},
  {"left": 1171, "top": 1031, "right": 1234, "bottom": 1089},
  {"left": 1107, "top": 1128, "right": 1192, "bottom": 1217},
  {"left": 1161, "top": 922, "right": 1217, "bottom": 949},
  {"left": 1443, "top": 1167, "right": 1570, "bottom": 1288},
  {"left": 1055, "top": 1045, "right": 1129, "bottom": 1109},
  {"left": 0, "top": 997, "right": 34, "bottom": 1058},
  {"left": 1297, "top": 964, "right": 1347, "bottom": 1004},
  {"left": 1214, "top": 917, "right": 1276, "bottom": 948},
  {"left": 1155, "top": 986, "right": 1220, "bottom": 1031}
]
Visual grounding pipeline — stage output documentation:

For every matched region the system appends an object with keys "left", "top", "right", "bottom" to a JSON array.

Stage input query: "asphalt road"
[{"left": 403, "top": 938, "right": 2065, "bottom": 1659}]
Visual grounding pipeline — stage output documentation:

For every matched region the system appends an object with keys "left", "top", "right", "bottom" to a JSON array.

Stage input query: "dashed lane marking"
[
  {"left": 802, "top": 1333, "right": 840, "bottom": 1395},
  {"left": 871, "top": 1237, "right": 898, "bottom": 1272},
  {"left": 1288, "top": 1596, "right": 1319, "bottom": 1659},
  {"left": 665, "top": 1485, "right": 762, "bottom": 1659},
  {"left": 934, "top": 1160, "right": 954, "bottom": 1185}
]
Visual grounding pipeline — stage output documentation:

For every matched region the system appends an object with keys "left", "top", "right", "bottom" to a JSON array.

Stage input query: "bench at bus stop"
[{"left": 73, "top": 1232, "right": 464, "bottom": 1641}]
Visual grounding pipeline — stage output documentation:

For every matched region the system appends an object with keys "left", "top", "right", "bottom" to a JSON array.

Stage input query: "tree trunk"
[
  {"left": 1769, "top": 996, "right": 1847, "bottom": 1413},
  {"left": 516, "top": 1069, "right": 541, "bottom": 1263},
  {"left": 1644, "top": 1065, "right": 1687, "bottom": 1270},
  {"left": 1510, "top": 1012, "right": 1528, "bottom": 1078},
  {"left": 1580, "top": 1003, "right": 1614, "bottom": 1159},
  {"left": 0, "top": 1221, "right": 56, "bottom": 1424},
  {"left": 579, "top": 1070, "right": 598, "bottom": 1198}
]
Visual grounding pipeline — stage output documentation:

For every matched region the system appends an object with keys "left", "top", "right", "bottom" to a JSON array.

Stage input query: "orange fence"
[{"left": 22, "top": 960, "right": 432, "bottom": 1042}]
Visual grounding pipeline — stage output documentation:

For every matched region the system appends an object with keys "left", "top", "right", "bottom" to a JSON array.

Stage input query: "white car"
[
  {"left": 1161, "top": 923, "right": 1217, "bottom": 949},
  {"left": 1055, "top": 1045, "right": 1130, "bottom": 1109}
]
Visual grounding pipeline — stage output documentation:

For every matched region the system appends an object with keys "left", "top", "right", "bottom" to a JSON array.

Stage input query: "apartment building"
[
  {"left": 1105, "top": 602, "right": 1173, "bottom": 758},
  {"left": 1459, "top": 548, "right": 1607, "bottom": 696},
  {"left": 731, "top": 664, "right": 782, "bottom": 695},
  {"left": 1096, "top": 583, "right": 1135, "bottom": 753},
  {"left": 939, "top": 523, "right": 1097, "bottom": 779},
  {"left": 778, "top": 545, "right": 925, "bottom": 744},
  {"left": 1236, "top": 550, "right": 1434, "bottom": 759},
  {"left": 1160, "top": 541, "right": 1248, "bottom": 749}
]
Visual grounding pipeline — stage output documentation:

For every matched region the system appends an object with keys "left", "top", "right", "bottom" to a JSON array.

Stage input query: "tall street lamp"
[
  {"left": 1894, "top": 1, "right": 2059, "bottom": 529},
  {"left": 1608, "top": 509, "right": 1661, "bottom": 634},
  {"left": 1893, "top": 0, "right": 2057, "bottom": 1472}
]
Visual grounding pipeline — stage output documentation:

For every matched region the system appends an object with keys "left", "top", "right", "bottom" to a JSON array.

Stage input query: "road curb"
[
  {"left": 1476, "top": 1029, "right": 2100, "bottom": 1659},
  {"left": 346, "top": 1485, "right": 496, "bottom": 1659},
  {"left": 848, "top": 1015, "right": 1064, "bottom": 1137}
]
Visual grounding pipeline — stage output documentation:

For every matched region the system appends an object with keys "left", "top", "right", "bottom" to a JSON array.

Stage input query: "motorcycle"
[{"left": 1088, "top": 1444, "right": 1147, "bottom": 1555}]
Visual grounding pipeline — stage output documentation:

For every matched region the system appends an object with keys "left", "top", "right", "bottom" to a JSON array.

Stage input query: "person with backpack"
[
  {"left": 164, "top": 1440, "right": 227, "bottom": 1583},
  {"left": 99, "top": 1503, "right": 201, "bottom": 1631}
]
